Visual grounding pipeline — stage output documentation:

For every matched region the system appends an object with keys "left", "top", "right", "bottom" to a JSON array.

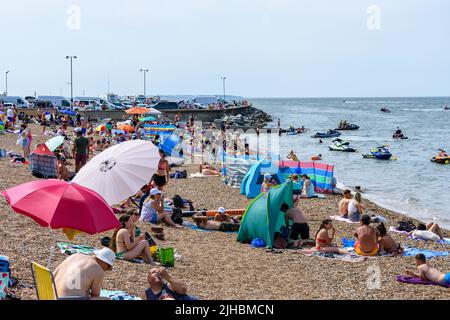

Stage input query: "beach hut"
[
  {"left": 237, "top": 182, "right": 294, "bottom": 247},
  {"left": 29, "top": 144, "right": 57, "bottom": 179}
]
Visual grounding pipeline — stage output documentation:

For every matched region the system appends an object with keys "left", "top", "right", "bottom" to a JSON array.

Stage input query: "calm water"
[{"left": 249, "top": 97, "right": 450, "bottom": 228}]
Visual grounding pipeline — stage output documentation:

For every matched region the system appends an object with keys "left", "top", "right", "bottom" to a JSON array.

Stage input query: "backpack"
[
  {"left": 171, "top": 208, "right": 184, "bottom": 225},
  {"left": 397, "top": 220, "right": 416, "bottom": 233},
  {"left": 172, "top": 195, "right": 184, "bottom": 209}
]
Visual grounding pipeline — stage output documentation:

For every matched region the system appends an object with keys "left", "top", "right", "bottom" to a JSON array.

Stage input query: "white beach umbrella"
[
  {"left": 72, "top": 140, "right": 160, "bottom": 205},
  {"left": 145, "top": 107, "right": 162, "bottom": 115}
]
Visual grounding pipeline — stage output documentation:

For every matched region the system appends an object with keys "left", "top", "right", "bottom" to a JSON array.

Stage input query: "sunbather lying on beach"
[
  {"left": 199, "top": 162, "right": 221, "bottom": 176},
  {"left": 409, "top": 222, "right": 445, "bottom": 240},
  {"left": 193, "top": 215, "right": 240, "bottom": 232},
  {"left": 354, "top": 214, "right": 380, "bottom": 256},
  {"left": 53, "top": 248, "right": 115, "bottom": 299},
  {"left": 377, "top": 222, "right": 403, "bottom": 255},
  {"left": 140, "top": 188, "right": 182, "bottom": 228},
  {"left": 110, "top": 214, "right": 159, "bottom": 265},
  {"left": 280, "top": 203, "right": 310, "bottom": 247},
  {"left": 405, "top": 254, "right": 450, "bottom": 285},
  {"left": 314, "top": 219, "right": 347, "bottom": 254},
  {"left": 142, "top": 267, "right": 196, "bottom": 300}
]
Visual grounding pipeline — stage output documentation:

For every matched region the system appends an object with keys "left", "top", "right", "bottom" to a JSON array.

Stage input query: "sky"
[{"left": 1, "top": 0, "right": 449, "bottom": 98}]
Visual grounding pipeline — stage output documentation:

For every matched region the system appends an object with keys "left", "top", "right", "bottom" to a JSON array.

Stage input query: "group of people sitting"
[
  {"left": 261, "top": 173, "right": 317, "bottom": 198},
  {"left": 339, "top": 189, "right": 364, "bottom": 222}
]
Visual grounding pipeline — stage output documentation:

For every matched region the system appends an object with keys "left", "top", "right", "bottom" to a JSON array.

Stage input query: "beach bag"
[
  {"left": 172, "top": 195, "right": 184, "bottom": 208},
  {"left": 171, "top": 208, "right": 184, "bottom": 225},
  {"left": 156, "top": 248, "right": 175, "bottom": 267},
  {"left": 397, "top": 221, "right": 416, "bottom": 233}
]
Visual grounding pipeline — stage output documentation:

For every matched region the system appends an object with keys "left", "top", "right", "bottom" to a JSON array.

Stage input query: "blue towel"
[
  {"left": 403, "top": 247, "right": 449, "bottom": 259},
  {"left": 342, "top": 237, "right": 355, "bottom": 248},
  {"left": 100, "top": 290, "right": 141, "bottom": 300},
  {"left": 183, "top": 222, "right": 237, "bottom": 234}
]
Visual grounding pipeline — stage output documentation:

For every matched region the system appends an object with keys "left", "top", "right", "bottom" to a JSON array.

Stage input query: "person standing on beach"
[
  {"left": 280, "top": 203, "right": 310, "bottom": 247},
  {"left": 73, "top": 130, "right": 90, "bottom": 172}
]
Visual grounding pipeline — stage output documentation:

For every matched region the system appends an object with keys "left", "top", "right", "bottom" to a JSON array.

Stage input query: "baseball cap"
[
  {"left": 94, "top": 247, "right": 115, "bottom": 269},
  {"left": 150, "top": 188, "right": 162, "bottom": 196},
  {"left": 264, "top": 173, "right": 272, "bottom": 179},
  {"left": 218, "top": 207, "right": 225, "bottom": 214}
]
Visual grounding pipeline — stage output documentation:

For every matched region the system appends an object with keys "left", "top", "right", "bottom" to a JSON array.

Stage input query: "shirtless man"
[
  {"left": 53, "top": 248, "right": 115, "bottom": 299},
  {"left": 339, "top": 189, "right": 352, "bottom": 217},
  {"left": 354, "top": 214, "right": 380, "bottom": 256},
  {"left": 280, "top": 203, "right": 310, "bottom": 246},
  {"left": 57, "top": 157, "right": 75, "bottom": 181},
  {"left": 406, "top": 254, "right": 450, "bottom": 285}
]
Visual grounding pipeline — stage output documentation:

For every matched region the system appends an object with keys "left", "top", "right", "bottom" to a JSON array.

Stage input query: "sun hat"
[
  {"left": 218, "top": 207, "right": 225, "bottom": 214},
  {"left": 264, "top": 173, "right": 272, "bottom": 179},
  {"left": 94, "top": 247, "right": 115, "bottom": 268},
  {"left": 150, "top": 188, "right": 162, "bottom": 196}
]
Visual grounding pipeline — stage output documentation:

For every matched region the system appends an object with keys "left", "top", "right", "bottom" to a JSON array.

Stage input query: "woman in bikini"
[
  {"left": 315, "top": 219, "right": 347, "bottom": 254},
  {"left": 110, "top": 214, "right": 158, "bottom": 265},
  {"left": 377, "top": 222, "right": 403, "bottom": 255},
  {"left": 151, "top": 150, "right": 170, "bottom": 190}
]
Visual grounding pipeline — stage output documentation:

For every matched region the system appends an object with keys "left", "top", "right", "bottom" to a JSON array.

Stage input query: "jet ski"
[
  {"left": 393, "top": 133, "right": 408, "bottom": 140},
  {"left": 431, "top": 149, "right": 450, "bottom": 164},
  {"left": 380, "top": 107, "right": 391, "bottom": 113},
  {"left": 311, "top": 130, "right": 341, "bottom": 139},
  {"left": 329, "top": 139, "right": 357, "bottom": 152},
  {"left": 335, "top": 123, "right": 359, "bottom": 130},
  {"left": 444, "top": 106, "right": 449, "bottom": 111},
  {"left": 362, "top": 146, "right": 392, "bottom": 160}
]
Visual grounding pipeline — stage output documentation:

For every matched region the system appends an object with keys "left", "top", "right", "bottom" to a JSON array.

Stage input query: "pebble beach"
[{"left": 1, "top": 124, "right": 449, "bottom": 300}]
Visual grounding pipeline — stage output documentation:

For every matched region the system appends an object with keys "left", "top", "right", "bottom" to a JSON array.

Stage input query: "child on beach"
[{"left": 405, "top": 254, "right": 450, "bottom": 285}]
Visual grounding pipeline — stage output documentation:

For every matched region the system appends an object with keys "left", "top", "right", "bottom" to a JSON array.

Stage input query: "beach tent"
[
  {"left": 237, "top": 181, "right": 293, "bottom": 247},
  {"left": 240, "top": 159, "right": 284, "bottom": 199},
  {"left": 159, "top": 134, "right": 182, "bottom": 158},
  {"left": 29, "top": 144, "right": 57, "bottom": 178},
  {"left": 222, "top": 156, "right": 258, "bottom": 188}
]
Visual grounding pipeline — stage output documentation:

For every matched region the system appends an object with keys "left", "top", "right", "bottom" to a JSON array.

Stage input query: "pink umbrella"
[{"left": 1, "top": 179, "right": 119, "bottom": 234}]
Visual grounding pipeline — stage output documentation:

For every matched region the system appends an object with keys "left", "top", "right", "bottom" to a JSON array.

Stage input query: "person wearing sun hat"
[
  {"left": 261, "top": 173, "right": 277, "bottom": 193},
  {"left": 214, "top": 207, "right": 232, "bottom": 223},
  {"left": 53, "top": 247, "right": 115, "bottom": 299}
]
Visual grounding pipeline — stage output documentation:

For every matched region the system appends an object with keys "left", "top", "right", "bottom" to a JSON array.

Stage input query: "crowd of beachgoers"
[{"left": 0, "top": 106, "right": 449, "bottom": 300}]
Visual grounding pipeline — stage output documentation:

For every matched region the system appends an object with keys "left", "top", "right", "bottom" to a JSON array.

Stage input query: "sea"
[{"left": 248, "top": 97, "right": 450, "bottom": 228}]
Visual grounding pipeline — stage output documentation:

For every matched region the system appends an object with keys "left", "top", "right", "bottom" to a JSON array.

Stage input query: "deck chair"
[{"left": 30, "top": 262, "right": 88, "bottom": 300}]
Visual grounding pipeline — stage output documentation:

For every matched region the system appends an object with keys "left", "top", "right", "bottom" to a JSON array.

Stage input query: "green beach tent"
[{"left": 237, "top": 181, "right": 294, "bottom": 247}]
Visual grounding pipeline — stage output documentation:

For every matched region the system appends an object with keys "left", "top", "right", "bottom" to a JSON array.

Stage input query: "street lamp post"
[
  {"left": 140, "top": 68, "right": 149, "bottom": 97},
  {"left": 221, "top": 76, "right": 226, "bottom": 102},
  {"left": 66, "top": 56, "right": 77, "bottom": 108},
  {"left": 5, "top": 71, "right": 9, "bottom": 96}
]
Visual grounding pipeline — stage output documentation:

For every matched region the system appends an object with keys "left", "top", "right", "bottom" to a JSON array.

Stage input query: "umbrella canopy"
[
  {"left": 125, "top": 107, "right": 150, "bottom": 115},
  {"left": 45, "top": 136, "right": 65, "bottom": 152},
  {"left": 146, "top": 107, "right": 162, "bottom": 115},
  {"left": 99, "top": 118, "right": 112, "bottom": 124},
  {"left": 1, "top": 180, "right": 119, "bottom": 234},
  {"left": 72, "top": 140, "right": 160, "bottom": 205},
  {"left": 117, "top": 124, "right": 135, "bottom": 132},
  {"left": 139, "top": 116, "right": 157, "bottom": 122},
  {"left": 95, "top": 123, "right": 112, "bottom": 132}
]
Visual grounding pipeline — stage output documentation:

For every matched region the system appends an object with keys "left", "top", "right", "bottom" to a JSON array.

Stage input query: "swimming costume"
[
  {"left": 290, "top": 223, "right": 310, "bottom": 240},
  {"left": 354, "top": 241, "right": 379, "bottom": 256}
]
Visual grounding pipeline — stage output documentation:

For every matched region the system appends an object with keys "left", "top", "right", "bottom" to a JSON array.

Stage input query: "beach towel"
[
  {"left": 100, "top": 290, "right": 142, "bottom": 300},
  {"left": 330, "top": 215, "right": 359, "bottom": 224},
  {"left": 189, "top": 173, "right": 210, "bottom": 178},
  {"left": 402, "top": 247, "right": 448, "bottom": 259},
  {"left": 389, "top": 227, "right": 450, "bottom": 245},
  {"left": 396, "top": 275, "right": 450, "bottom": 288},
  {"left": 57, "top": 242, "right": 144, "bottom": 263},
  {"left": 0, "top": 272, "right": 8, "bottom": 300},
  {"left": 182, "top": 222, "right": 238, "bottom": 234},
  {"left": 300, "top": 250, "right": 366, "bottom": 263}
]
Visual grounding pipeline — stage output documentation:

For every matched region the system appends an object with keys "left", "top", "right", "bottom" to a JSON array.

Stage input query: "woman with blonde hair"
[{"left": 348, "top": 192, "right": 364, "bottom": 222}]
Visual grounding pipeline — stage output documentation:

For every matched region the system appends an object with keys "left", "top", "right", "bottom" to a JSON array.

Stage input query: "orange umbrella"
[
  {"left": 117, "top": 124, "right": 135, "bottom": 132},
  {"left": 125, "top": 107, "right": 150, "bottom": 115}
]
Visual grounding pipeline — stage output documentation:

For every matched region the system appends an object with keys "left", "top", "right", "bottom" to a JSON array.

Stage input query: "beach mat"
[
  {"left": 300, "top": 249, "right": 366, "bottom": 263},
  {"left": 100, "top": 290, "right": 142, "bottom": 300},
  {"left": 396, "top": 275, "right": 450, "bottom": 288},
  {"left": 403, "top": 247, "right": 448, "bottom": 259},
  {"left": 57, "top": 242, "right": 144, "bottom": 263},
  {"left": 330, "top": 215, "right": 359, "bottom": 224}
]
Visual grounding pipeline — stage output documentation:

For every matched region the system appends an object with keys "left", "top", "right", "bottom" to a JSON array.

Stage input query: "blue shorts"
[
  {"left": 81, "top": 128, "right": 87, "bottom": 135},
  {"left": 150, "top": 212, "right": 158, "bottom": 224},
  {"left": 444, "top": 273, "right": 450, "bottom": 285}
]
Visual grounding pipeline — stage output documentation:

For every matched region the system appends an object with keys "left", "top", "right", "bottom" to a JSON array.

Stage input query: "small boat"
[
  {"left": 380, "top": 107, "right": 391, "bottom": 113},
  {"left": 329, "top": 139, "right": 357, "bottom": 152},
  {"left": 444, "top": 106, "right": 449, "bottom": 111},
  {"left": 281, "top": 126, "right": 306, "bottom": 135},
  {"left": 362, "top": 146, "right": 392, "bottom": 160},
  {"left": 311, "top": 130, "right": 341, "bottom": 139},
  {"left": 431, "top": 149, "right": 450, "bottom": 164},
  {"left": 335, "top": 123, "right": 359, "bottom": 131}
]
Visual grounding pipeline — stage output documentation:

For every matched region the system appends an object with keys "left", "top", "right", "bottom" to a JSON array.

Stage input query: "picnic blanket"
[
  {"left": 57, "top": 242, "right": 144, "bottom": 263},
  {"left": 300, "top": 249, "right": 366, "bottom": 263},
  {"left": 396, "top": 275, "right": 450, "bottom": 288},
  {"left": 100, "top": 290, "right": 142, "bottom": 300},
  {"left": 402, "top": 247, "right": 448, "bottom": 259}
]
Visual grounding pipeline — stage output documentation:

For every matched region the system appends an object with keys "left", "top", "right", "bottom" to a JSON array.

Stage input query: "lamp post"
[
  {"left": 5, "top": 70, "right": 9, "bottom": 96},
  {"left": 140, "top": 68, "right": 149, "bottom": 97},
  {"left": 66, "top": 56, "right": 77, "bottom": 108},
  {"left": 221, "top": 76, "right": 226, "bottom": 102}
]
